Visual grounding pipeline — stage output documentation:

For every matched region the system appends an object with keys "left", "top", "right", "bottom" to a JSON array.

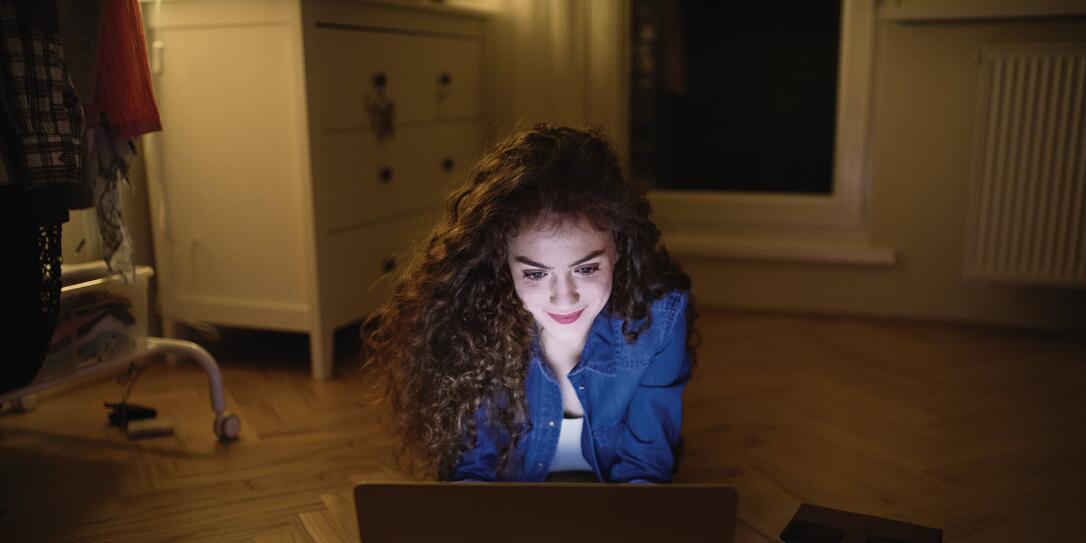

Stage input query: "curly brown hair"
[{"left": 364, "top": 125, "right": 694, "bottom": 479}]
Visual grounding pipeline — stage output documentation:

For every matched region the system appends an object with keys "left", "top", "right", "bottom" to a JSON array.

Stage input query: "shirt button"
[
  {"left": 548, "top": 420, "right": 556, "bottom": 428},
  {"left": 578, "top": 385, "right": 585, "bottom": 391},
  {"left": 537, "top": 463, "right": 544, "bottom": 469}
]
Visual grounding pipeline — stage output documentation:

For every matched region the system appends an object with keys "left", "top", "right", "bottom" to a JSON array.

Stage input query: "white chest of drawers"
[{"left": 144, "top": 0, "right": 488, "bottom": 379}]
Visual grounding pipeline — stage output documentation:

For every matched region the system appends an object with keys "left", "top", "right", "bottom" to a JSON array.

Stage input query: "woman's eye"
[
  {"left": 575, "top": 264, "right": 600, "bottom": 276},
  {"left": 522, "top": 270, "right": 547, "bottom": 281}
]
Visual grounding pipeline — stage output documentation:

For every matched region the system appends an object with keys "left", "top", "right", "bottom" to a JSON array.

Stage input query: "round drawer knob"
[
  {"left": 378, "top": 167, "right": 394, "bottom": 182},
  {"left": 441, "top": 158, "right": 454, "bottom": 172},
  {"left": 439, "top": 72, "right": 452, "bottom": 86},
  {"left": 381, "top": 257, "right": 396, "bottom": 273},
  {"left": 373, "top": 72, "right": 388, "bottom": 88}
]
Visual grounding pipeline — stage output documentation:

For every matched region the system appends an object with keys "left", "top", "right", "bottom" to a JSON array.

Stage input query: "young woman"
[{"left": 366, "top": 125, "right": 695, "bottom": 483}]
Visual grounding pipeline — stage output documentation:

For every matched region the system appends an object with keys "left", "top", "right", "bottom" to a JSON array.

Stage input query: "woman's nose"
[{"left": 549, "top": 275, "right": 579, "bottom": 307}]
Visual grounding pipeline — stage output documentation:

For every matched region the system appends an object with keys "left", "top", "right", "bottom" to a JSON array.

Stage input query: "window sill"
[
  {"left": 877, "top": 0, "right": 1086, "bottom": 22},
  {"left": 662, "top": 233, "right": 897, "bottom": 267}
]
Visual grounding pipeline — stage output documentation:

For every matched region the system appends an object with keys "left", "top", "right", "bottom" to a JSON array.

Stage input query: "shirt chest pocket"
[
  {"left": 582, "top": 358, "right": 651, "bottom": 439},
  {"left": 591, "top": 419, "right": 625, "bottom": 462}
]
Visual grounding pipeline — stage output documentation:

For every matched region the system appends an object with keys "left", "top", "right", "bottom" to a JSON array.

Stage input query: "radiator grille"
[{"left": 965, "top": 46, "right": 1086, "bottom": 287}]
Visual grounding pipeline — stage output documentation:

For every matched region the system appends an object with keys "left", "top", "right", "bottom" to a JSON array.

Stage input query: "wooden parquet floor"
[{"left": 1, "top": 310, "right": 1084, "bottom": 542}]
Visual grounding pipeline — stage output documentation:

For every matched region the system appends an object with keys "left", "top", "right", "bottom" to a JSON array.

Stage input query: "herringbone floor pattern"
[{"left": 1, "top": 309, "right": 1083, "bottom": 542}]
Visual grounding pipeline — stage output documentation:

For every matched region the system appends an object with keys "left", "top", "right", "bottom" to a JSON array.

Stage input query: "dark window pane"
[{"left": 631, "top": 1, "right": 841, "bottom": 194}]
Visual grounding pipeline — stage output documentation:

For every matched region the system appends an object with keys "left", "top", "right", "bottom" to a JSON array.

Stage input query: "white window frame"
[{"left": 641, "top": 0, "right": 895, "bottom": 266}]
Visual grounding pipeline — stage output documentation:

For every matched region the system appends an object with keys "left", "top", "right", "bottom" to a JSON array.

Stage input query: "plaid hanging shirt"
[{"left": 0, "top": 1, "right": 83, "bottom": 190}]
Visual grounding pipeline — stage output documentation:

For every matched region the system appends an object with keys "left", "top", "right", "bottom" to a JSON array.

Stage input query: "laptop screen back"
[{"left": 354, "top": 482, "right": 737, "bottom": 543}]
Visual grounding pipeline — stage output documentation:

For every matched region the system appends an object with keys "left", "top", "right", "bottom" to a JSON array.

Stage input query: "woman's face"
[{"left": 507, "top": 215, "right": 618, "bottom": 345}]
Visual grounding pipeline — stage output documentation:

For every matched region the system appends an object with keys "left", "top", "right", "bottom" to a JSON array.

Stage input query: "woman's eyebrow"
[
  {"left": 569, "top": 249, "right": 605, "bottom": 267},
  {"left": 514, "top": 255, "right": 550, "bottom": 269},
  {"left": 513, "top": 249, "right": 605, "bottom": 269}
]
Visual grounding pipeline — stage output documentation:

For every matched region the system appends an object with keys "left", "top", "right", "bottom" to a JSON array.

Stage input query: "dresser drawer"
[
  {"left": 306, "top": 26, "right": 481, "bottom": 131},
  {"left": 313, "top": 121, "right": 483, "bottom": 233},
  {"left": 320, "top": 209, "right": 438, "bottom": 324}
]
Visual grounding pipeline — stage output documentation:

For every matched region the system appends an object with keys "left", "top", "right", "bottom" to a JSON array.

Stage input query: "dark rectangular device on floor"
[
  {"left": 780, "top": 503, "right": 943, "bottom": 543},
  {"left": 354, "top": 481, "right": 737, "bottom": 543}
]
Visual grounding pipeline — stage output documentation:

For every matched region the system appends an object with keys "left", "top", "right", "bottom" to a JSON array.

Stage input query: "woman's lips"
[{"left": 547, "top": 308, "right": 584, "bottom": 325}]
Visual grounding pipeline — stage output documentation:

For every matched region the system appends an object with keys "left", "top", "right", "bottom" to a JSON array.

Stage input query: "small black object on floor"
[
  {"left": 105, "top": 401, "right": 157, "bottom": 427},
  {"left": 780, "top": 503, "right": 942, "bottom": 543}
]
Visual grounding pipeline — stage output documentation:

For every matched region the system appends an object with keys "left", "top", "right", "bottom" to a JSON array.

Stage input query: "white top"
[{"left": 548, "top": 417, "right": 593, "bottom": 473}]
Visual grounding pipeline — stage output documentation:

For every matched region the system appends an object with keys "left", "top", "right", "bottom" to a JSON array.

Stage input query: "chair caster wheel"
[
  {"left": 14, "top": 394, "right": 38, "bottom": 412},
  {"left": 214, "top": 412, "right": 241, "bottom": 441}
]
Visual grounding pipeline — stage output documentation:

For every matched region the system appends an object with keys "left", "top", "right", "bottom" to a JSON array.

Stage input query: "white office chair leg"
[{"left": 145, "top": 337, "right": 241, "bottom": 441}]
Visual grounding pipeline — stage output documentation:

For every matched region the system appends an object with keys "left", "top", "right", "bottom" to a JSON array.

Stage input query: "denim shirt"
[{"left": 452, "top": 289, "right": 692, "bottom": 483}]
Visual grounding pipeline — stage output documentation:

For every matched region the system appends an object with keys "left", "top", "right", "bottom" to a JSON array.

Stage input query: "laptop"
[{"left": 354, "top": 481, "right": 737, "bottom": 543}]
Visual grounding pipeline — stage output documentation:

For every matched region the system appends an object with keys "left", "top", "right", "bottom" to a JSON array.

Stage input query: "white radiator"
[{"left": 965, "top": 45, "right": 1086, "bottom": 288}]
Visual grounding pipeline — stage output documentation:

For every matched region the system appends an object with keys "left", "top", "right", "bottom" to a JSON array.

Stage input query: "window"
[
  {"left": 631, "top": 1, "right": 841, "bottom": 194},
  {"left": 628, "top": 1, "right": 890, "bottom": 264}
]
